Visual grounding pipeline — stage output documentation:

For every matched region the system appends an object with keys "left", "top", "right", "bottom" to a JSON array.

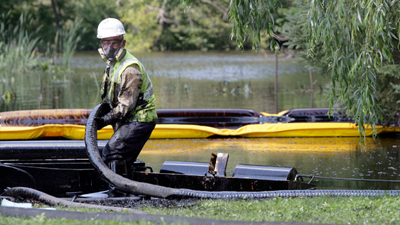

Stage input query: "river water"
[{"left": 2, "top": 51, "right": 400, "bottom": 190}]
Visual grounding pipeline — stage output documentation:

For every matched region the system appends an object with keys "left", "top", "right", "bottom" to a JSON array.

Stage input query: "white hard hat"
[{"left": 97, "top": 18, "right": 126, "bottom": 39}]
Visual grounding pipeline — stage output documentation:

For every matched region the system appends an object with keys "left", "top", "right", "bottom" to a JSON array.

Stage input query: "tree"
[
  {"left": 228, "top": 0, "right": 282, "bottom": 50},
  {"left": 120, "top": 0, "right": 236, "bottom": 52},
  {"left": 75, "top": 0, "right": 120, "bottom": 50},
  {"left": 193, "top": 0, "right": 400, "bottom": 140}
]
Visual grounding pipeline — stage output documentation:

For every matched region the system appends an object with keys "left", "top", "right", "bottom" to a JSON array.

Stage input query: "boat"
[
  {"left": 0, "top": 140, "right": 315, "bottom": 197},
  {"left": 0, "top": 107, "right": 399, "bottom": 140},
  {"left": 0, "top": 104, "right": 314, "bottom": 198}
]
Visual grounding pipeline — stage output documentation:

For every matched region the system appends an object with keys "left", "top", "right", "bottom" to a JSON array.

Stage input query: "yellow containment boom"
[{"left": 0, "top": 108, "right": 398, "bottom": 140}]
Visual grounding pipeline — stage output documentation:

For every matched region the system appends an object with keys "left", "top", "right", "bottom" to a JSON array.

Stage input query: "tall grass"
[
  {"left": 57, "top": 18, "right": 84, "bottom": 69},
  {"left": 0, "top": 11, "right": 83, "bottom": 108},
  {"left": 0, "top": 12, "right": 40, "bottom": 105}
]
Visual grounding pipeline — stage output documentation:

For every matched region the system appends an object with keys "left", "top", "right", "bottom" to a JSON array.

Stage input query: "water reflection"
[
  {"left": 140, "top": 137, "right": 400, "bottom": 190},
  {"left": 141, "top": 51, "right": 330, "bottom": 112},
  {"left": 1, "top": 51, "right": 331, "bottom": 113}
]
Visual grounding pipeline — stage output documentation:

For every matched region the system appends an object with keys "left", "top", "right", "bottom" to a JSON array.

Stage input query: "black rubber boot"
[
  {"left": 108, "top": 160, "right": 128, "bottom": 177},
  {"left": 106, "top": 160, "right": 129, "bottom": 197}
]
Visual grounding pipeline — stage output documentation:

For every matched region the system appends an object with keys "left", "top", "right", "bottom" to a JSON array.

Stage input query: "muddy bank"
[{"left": 73, "top": 196, "right": 200, "bottom": 209}]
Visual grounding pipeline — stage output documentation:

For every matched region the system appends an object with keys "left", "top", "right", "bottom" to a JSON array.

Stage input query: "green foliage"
[
  {"left": 57, "top": 18, "right": 84, "bottom": 68},
  {"left": 0, "top": 12, "right": 40, "bottom": 68},
  {"left": 161, "top": 0, "right": 234, "bottom": 51},
  {"left": 0, "top": 7, "right": 82, "bottom": 106},
  {"left": 0, "top": 0, "right": 80, "bottom": 49},
  {"left": 74, "top": 0, "right": 120, "bottom": 50},
  {"left": 0, "top": 1, "right": 37, "bottom": 37},
  {"left": 119, "top": 0, "right": 163, "bottom": 52},
  {"left": 224, "top": 0, "right": 400, "bottom": 141},
  {"left": 1, "top": 0, "right": 400, "bottom": 141},
  {"left": 229, "top": 0, "right": 283, "bottom": 50},
  {"left": 0, "top": 11, "right": 40, "bottom": 104},
  {"left": 121, "top": 0, "right": 235, "bottom": 52},
  {"left": 307, "top": 0, "right": 400, "bottom": 139},
  {"left": 375, "top": 63, "right": 400, "bottom": 125}
]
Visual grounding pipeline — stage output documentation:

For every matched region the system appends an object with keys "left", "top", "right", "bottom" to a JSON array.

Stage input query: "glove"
[{"left": 95, "top": 112, "right": 114, "bottom": 130}]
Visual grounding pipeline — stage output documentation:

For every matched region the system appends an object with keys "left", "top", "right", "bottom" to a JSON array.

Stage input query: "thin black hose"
[
  {"left": 0, "top": 163, "right": 37, "bottom": 188},
  {"left": 85, "top": 103, "right": 400, "bottom": 199},
  {"left": 314, "top": 176, "right": 400, "bottom": 183}
]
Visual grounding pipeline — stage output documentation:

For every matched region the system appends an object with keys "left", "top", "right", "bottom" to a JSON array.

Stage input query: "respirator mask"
[{"left": 98, "top": 38, "right": 124, "bottom": 62}]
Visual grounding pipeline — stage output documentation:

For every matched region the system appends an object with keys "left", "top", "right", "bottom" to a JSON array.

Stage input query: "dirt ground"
[{"left": 75, "top": 195, "right": 200, "bottom": 209}]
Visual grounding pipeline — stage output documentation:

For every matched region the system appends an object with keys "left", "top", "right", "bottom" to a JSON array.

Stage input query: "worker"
[{"left": 95, "top": 18, "right": 157, "bottom": 179}]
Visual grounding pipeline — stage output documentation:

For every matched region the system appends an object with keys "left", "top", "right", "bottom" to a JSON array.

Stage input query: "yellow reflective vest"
[{"left": 100, "top": 51, "right": 157, "bottom": 123}]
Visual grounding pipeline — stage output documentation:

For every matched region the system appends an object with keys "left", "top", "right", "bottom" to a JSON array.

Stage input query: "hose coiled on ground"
[
  {"left": 85, "top": 102, "right": 400, "bottom": 199},
  {"left": 1, "top": 187, "right": 146, "bottom": 214}
]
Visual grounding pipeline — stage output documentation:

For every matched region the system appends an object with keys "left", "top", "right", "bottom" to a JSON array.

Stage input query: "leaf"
[{"left": 357, "top": 9, "right": 362, "bottom": 24}]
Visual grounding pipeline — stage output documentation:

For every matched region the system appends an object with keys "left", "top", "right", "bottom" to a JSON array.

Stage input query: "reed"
[
  {"left": 0, "top": 12, "right": 41, "bottom": 104},
  {"left": 58, "top": 18, "right": 83, "bottom": 69},
  {"left": 0, "top": 12, "right": 83, "bottom": 106}
]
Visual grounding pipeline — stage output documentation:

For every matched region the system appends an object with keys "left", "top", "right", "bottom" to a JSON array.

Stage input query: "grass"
[
  {"left": 137, "top": 196, "right": 400, "bottom": 224},
  {"left": 0, "top": 214, "right": 158, "bottom": 225},
  {"left": 2, "top": 195, "right": 400, "bottom": 224}
]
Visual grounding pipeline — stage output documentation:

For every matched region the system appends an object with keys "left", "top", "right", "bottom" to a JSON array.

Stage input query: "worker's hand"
[{"left": 95, "top": 112, "right": 113, "bottom": 130}]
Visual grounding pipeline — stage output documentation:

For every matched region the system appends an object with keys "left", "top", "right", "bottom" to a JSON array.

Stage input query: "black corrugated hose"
[{"left": 84, "top": 102, "right": 400, "bottom": 199}]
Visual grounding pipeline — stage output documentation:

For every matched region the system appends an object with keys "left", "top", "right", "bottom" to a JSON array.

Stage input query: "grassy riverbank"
[
  {"left": 1, "top": 195, "right": 400, "bottom": 224},
  {"left": 138, "top": 196, "right": 400, "bottom": 224}
]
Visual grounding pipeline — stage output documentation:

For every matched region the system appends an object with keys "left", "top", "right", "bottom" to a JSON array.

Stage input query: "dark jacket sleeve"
[{"left": 111, "top": 65, "right": 142, "bottom": 120}]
